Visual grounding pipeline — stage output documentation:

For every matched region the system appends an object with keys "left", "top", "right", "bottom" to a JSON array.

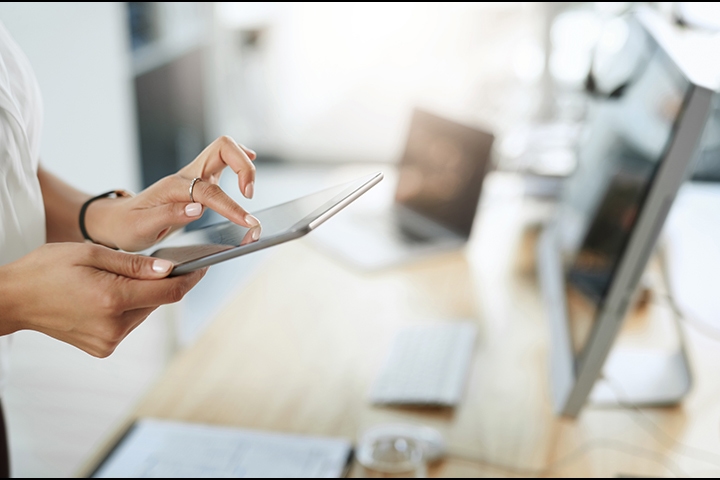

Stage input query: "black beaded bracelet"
[{"left": 79, "top": 189, "right": 134, "bottom": 247}]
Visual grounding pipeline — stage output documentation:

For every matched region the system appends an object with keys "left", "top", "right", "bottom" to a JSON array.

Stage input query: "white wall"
[
  {"left": 0, "top": 2, "right": 141, "bottom": 193},
  {"left": 215, "top": 3, "right": 546, "bottom": 164}
]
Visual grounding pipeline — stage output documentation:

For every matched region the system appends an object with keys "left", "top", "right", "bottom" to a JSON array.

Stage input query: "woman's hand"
[
  {"left": 84, "top": 136, "right": 261, "bottom": 252},
  {"left": 0, "top": 243, "right": 206, "bottom": 357}
]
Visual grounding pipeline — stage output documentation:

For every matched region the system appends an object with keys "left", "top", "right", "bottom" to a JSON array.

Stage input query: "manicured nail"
[
  {"left": 251, "top": 227, "right": 261, "bottom": 241},
  {"left": 245, "top": 214, "right": 260, "bottom": 227},
  {"left": 152, "top": 259, "right": 173, "bottom": 274},
  {"left": 245, "top": 181, "right": 254, "bottom": 199},
  {"left": 185, "top": 203, "right": 203, "bottom": 217}
]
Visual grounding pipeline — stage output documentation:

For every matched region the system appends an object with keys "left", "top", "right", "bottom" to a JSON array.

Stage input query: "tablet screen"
[{"left": 150, "top": 173, "right": 382, "bottom": 269}]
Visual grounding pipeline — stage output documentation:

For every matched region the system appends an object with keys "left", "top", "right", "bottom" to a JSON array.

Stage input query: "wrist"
[{"left": 83, "top": 195, "right": 132, "bottom": 250}]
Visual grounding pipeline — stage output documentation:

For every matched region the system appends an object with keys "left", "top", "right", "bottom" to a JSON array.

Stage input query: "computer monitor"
[{"left": 537, "top": 7, "right": 716, "bottom": 418}]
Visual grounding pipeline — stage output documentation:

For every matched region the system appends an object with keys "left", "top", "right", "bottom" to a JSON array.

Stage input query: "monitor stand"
[
  {"left": 537, "top": 225, "right": 693, "bottom": 417},
  {"left": 589, "top": 343, "right": 692, "bottom": 408},
  {"left": 588, "top": 266, "right": 693, "bottom": 407}
]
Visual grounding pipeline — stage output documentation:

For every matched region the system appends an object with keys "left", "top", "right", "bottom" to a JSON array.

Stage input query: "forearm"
[
  {"left": 38, "top": 166, "right": 132, "bottom": 247},
  {"left": 37, "top": 166, "right": 90, "bottom": 243}
]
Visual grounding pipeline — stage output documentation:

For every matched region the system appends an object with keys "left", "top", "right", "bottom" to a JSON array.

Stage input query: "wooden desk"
[{"left": 79, "top": 174, "right": 720, "bottom": 478}]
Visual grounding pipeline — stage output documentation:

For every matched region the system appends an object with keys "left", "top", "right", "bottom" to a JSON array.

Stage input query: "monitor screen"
[{"left": 554, "top": 14, "right": 692, "bottom": 354}]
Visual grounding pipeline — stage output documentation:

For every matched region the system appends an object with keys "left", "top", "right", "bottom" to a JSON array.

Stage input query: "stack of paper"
[{"left": 91, "top": 418, "right": 353, "bottom": 478}]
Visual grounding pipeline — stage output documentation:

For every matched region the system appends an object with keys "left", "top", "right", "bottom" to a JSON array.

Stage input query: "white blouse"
[{"left": 0, "top": 20, "right": 47, "bottom": 394}]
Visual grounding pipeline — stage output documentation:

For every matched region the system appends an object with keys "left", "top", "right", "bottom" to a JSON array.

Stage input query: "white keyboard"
[{"left": 370, "top": 322, "right": 478, "bottom": 407}]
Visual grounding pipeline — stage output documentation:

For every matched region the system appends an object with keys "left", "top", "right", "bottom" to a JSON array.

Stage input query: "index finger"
[
  {"left": 216, "top": 136, "right": 256, "bottom": 198},
  {"left": 191, "top": 178, "right": 260, "bottom": 228},
  {"left": 187, "top": 136, "right": 257, "bottom": 199}
]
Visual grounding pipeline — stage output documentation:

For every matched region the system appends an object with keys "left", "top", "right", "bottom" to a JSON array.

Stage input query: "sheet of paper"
[{"left": 91, "top": 418, "right": 353, "bottom": 478}]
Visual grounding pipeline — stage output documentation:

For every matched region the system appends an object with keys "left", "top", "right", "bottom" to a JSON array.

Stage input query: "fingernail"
[
  {"left": 245, "top": 214, "right": 260, "bottom": 227},
  {"left": 245, "top": 181, "right": 254, "bottom": 199},
  {"left": 251, "top": 227, "right": 261, "bottom": 241},
  {"left": 152, "top": 259, "right": 173, "bottom": 274},
  {"left": 185, "top": 203, "right": 203, "bottom": 217}
]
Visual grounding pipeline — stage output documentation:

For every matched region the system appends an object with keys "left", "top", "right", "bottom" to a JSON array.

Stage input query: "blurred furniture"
[
  {"left": 78, "top": 170, "right": 720, "bottom": 478},
  {"left": 0, "top": 2, "right": 140, "bottom": 193}
]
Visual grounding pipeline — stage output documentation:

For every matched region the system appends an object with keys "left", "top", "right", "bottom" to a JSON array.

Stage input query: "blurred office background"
[
  {"left": 0, "top": 2, "right": 719, "bottom": 477},
  {"left": 2, "top": 2, "right": 718, "bottom": 193}
]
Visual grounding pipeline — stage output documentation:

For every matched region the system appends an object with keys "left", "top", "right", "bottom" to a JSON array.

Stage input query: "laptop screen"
[
  {"left": 554, "top": 14, "right": 693, "bottom": 354},
  {"left": 393, "top": 109, "right": 495, "bottom": 238}
]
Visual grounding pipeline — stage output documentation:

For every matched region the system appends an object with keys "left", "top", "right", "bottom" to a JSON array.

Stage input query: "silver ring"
[{"left": 189, "top": 177, "right": 202, "bottom": 203}]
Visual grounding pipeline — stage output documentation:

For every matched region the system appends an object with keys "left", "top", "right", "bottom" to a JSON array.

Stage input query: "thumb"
[{"left": 83, "top": 245, "right": 174, "bottom": 279}]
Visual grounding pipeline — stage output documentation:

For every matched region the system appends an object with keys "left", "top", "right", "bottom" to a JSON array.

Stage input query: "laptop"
[{"left": 312, "top": 109, "right": 495, "bottom": 270}]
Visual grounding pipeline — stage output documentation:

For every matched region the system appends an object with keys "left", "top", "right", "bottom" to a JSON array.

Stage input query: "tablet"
[{"left": 151, "top": 172, "right": 383, "bottom": 276}]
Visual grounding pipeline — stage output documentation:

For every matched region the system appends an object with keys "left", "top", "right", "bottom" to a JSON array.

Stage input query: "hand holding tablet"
[{"left": 151, "top": 172, "right": 384, "bottom": 276}]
